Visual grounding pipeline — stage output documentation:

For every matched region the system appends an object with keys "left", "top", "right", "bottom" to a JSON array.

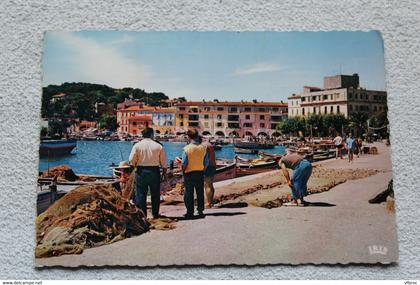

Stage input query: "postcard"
[{"left": 35, "top": 31, "right": 397, "bottom": 266}]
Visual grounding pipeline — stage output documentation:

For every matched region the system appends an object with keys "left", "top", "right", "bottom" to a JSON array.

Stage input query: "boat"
[
  {"left": 39, "top": 139, "right": 77, "bottom": 157},
  {"left": 213, "top": 161, "right": 237, "bottom": 182},
  {"left": 235, "top": 155, "right": 279, "bottom": 177},
  {"left": 233, "top": 141, "right": 275, "bottom": 149},
  {"left": 234, "top": 147, "right": 258, "bottom": 154},
  {"left": 37, "top": 175, "right": 118, "bottom": 214},
  {"left": 257, "top": 151, "right": 282, "bottom": 160}
]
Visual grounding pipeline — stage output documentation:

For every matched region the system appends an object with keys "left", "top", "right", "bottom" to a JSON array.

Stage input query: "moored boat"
[
  {"left": 234, "top": 147, "right": 258, "bottom": 154},
  {"left": 233, "top": 141, "right": 275, "bottom": 149},
  {"left": 39, "top": 139, "right": 77, "bottom": 157}
]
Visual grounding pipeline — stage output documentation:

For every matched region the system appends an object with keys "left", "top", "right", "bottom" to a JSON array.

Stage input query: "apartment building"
[
  {"left": 174, "top": 101, "right": 288, "bottom": 137},
  {"left": 288, "top": 74, "right": 387, "bottom": 118}
]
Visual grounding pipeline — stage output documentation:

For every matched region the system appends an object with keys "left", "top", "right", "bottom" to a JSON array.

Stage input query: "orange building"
[
  {"left": 127, "top": 115, "right": 153, "bottom": 136},
  {"left": 117, "top": 105, "right": 176, "bottom": 135}
]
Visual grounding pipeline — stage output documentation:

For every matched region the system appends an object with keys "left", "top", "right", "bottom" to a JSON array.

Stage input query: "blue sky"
[{"left": 43, "top": 31, "right": 386, "bottom": 101}]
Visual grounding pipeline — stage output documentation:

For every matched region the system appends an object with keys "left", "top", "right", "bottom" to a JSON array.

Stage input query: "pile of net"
[
  {"left": 40, "top": 165, "right": 79, "bottom": 181},
  {"left": 36, "top": 184, "right": 150, "bottom": 258}
]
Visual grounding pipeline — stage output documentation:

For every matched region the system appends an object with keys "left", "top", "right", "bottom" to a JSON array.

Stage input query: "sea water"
[{"left": 38, "top": 141, "right": 285, "bottom": 176}]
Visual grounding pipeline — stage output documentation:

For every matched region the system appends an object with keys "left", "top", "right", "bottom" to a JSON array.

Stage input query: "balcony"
[
  {"left": 188, "top": 115, "right": 199, "bottom": 121},
  {"left": 227, "top": 115, "right": 239, "bottom": 122}
]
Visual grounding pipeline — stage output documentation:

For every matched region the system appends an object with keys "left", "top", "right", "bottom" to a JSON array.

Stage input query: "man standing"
[
  {"left": 202, "top": 139, "right": 217, "bottom": 208},
  {"left": 181, "top": 129, "right": 209, "bottom": 219},
  {"left": 129, "top": 127, "right": 167, "bottom": 219},
  {"left": 279, "top": 148, "right": 313, "bottom": 207},
  {"left": 346, "top": 133, "right": 356, "bottom": 163},
  {"left": 333, "top": 133, "right": 344, "bottom": 159}
]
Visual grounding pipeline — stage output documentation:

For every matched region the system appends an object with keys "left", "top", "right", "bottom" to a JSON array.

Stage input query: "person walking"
[
  {"left": 346, "top": 133, "right": 356, "bottom": 163},
  {"left": 181, "top": 129, "right": 209, "bottom": 219},
  {"left": 129, "top": 127, "right": 167, "bottom": 219},
  {"left": 202, "top": 139, "right": 217, "bottom": 208},
  {"left": 279, "top": 148, "right": 313, "bottom": 207},
  {"left": 333, "top": 133, "right": 344, "bottom": 159}
]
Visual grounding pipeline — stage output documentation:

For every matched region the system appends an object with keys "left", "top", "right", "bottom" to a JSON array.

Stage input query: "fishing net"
[{"left": 36, "top": 184, "right": 150, "bottom": 258}]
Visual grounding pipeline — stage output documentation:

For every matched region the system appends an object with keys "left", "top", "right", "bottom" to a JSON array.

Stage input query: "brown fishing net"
[
  {"left": 40, "top": 165, "right": 79, "bottom": 181},
  {"left": 36, "top": 184, "right": 150, "bottom": 258}
]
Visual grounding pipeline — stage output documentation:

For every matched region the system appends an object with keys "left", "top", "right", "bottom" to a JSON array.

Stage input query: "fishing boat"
[
  {"left": 39, "top": 139, "right": 77, "bottom": 157},
  {"left": 213, "top": 161, "right": 237, "bottom": 182},
  {"left": 37, "top": 175, "right": 118, "bottom": 214},
  {"left": 233, "top": 141, "right": 275, "bottom": 149},
  {"left": 235, "top": 156, "right": 279, "bottom": 177},
  {"left": 234, "top": 147, "right": 258, "bottom": 154}
]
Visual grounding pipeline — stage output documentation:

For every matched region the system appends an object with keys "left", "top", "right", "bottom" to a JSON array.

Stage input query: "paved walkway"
[{"left": 36, "top": 143, "right": 398, "bottom": 267}]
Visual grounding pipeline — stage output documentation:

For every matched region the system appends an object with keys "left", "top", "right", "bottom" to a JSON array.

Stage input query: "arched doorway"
[
  {"left": 245, "top": 131, "right": 254, "bottom": 137},
  {"left": 155, "top": 130, "right": 161, "bottom": 134},
  {"left": 257, "top": 132, "right": 268, "bottom": 137},
  {"left": 229, "top": 131, "right": 239, "bottom": 137},
  {"left": 202, "top": 131, "right": 212, "bottom": 136},
  {"left": 271, "top": 131, "right": 281, "bottom": 137},
  {"left": 215, "top": 131, "right": 225, "bottom": 137}
]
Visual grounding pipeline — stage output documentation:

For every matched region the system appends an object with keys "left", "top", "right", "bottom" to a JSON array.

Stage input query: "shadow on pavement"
[
  {"left": 304, "top": 201, "right": 336, "bottom": 207},
  {"left": 205, "top": 212, "right": 246, "bottom": 217},
  {"left": 217, "top": 202, "right": 248, "bottom": 208}
]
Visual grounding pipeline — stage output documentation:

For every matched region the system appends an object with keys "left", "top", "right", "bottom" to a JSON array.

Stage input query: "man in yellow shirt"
[{"left": 181, "top": 129, "right": 209, "bottom": 219}]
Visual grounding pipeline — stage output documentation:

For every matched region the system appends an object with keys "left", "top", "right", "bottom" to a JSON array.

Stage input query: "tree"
[
  {"left": 349, "top": 111, "right": 369, "bottom": 137},
  {"left": 277, "top": 117, "right": 306, "bottom": 136},
  {"left": 323, "top": 113, "right": 347, "bottom": 136},
  {"left": 99, "top": 114, "right": 118, "bottom": 131}
]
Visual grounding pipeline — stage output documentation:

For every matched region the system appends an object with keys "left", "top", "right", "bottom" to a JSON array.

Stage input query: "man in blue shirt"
[{"left": 346, "top": 133, "right": 356, "bottom": 163}]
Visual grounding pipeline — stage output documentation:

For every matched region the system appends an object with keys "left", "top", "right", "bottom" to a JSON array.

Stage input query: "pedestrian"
[
  {"left": 346, "top": 133, "right": 356, "bottom": 163},
  {"left": 279, "top": 147, "right": 313, "bottom": 206},
  {"left": 113, "top": 160, "right": 132, "bottom": 196},
  {"left": 181, "top": 129, "right": 209, "bottom": 219},
  {"left": 333, "top": 132, "right": 344, "bottom": 159},
  {"left": 129, "top": 127, "right": 167, "bottom": 219},
  {"left": 356, "top": 137, "right": 363, "bottom": 157},
  {"left": 202, "top": 138, "right": 217, "bottom": 208}
]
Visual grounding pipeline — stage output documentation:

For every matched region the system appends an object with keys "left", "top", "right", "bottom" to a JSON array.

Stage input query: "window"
[
  {"left": 330, "top": 106, "right": 333, "bottom": 113},
  {"left": 217, "top": 114, "right": 222, "bottom": 120},
  {"left": 229, "top": 107, "right": 238, "bottom": 112},
  {"left": 191, "top": 108, "right": 198, "bottom": 113},
  {"left": 260, "top": 115, "right": 265, "bottom": 120},
  {"left": 243, "top": 123, "right": 252, "bottom": 128},
  {"left": 217, "top": 107, "right": 224, "bottom": 111},
  {"left": 302, "top": 108, "right": 305, "bottom": 115},
  {"left": 228, "top": 123, "right": 240, "bottom": 128},
  {"left": 348, "top": 93, "right": 353, "bottom": 99},
  {"left": 324, "top": 106, "right": 327, "bottom": 113},
  {"left": 330, "top": 94, "right": 333, "bottom": 100},
  {"left": 313, "top": 107, "right": 316, "bottom": 114},
  {"left": 204, "top": 107, "right": 210, "bottom": 111},
  {"left": 204, "top": 114, "right": 209, "bottom": 119},
  {"left": 323, "top": 95, "right": 328, "bottom": 100},
  {"left": 244, "top": 107, "right": 252, "bottom": 112},
  {"left": 291, "top": 101, "right": 294, "bottom": 106},
  {"left": 204, "top": 122, "right": 209, "bottom": 127},
  {"left": 189, "top": 114, "right": 199, "bottom": 121},
  {"left": 312, "top": 96, "right": 317, "bottom": 101},
  {"left": 228, "top": 115, "right": 239, "bottom": 121},
  {"left": 245, "top": 115, "right": 250, "bottom": 120},
  {"left": 260, "top": 123, "right": 265, "bottom": 128},
  {"left": 271, "top": 116, "right": 282, "bottom": 122},
  {"left": 301, "top": 97, "right": 306, "bottom": 102},
  {"left": 374, "top": 106, "right": 377, "bottom": 112},
  {"left": 258, "top": 107, "right": 266, "bottom": 112},
  {"left": 216, "top": 122, "right": 223, "bottom": 127},
  {"left": 271, "top": 123, "right": 277, "bottom": 129},
  {"left": 180, "top": 122, "right": 184, "bottom": 127},
  {"left": 189, "top": 122, "right": 199, "bottom": 127},
  {"left": 337, "top": 105, "right": 340, "bottom": 113},
  {"left": 272, "top": 107, "right": 279, "bottom": 112}
]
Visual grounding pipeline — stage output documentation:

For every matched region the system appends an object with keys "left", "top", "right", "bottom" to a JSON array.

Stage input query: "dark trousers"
[
  {"left": 134, "top": 166, "right": 160, "bottom": 217},
  {"left": 183, "top": 171, "right": 205, "bottom": 215}
]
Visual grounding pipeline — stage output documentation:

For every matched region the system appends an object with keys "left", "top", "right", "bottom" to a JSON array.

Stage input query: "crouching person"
[{"left": 279, "top": 148, "right": 313, "bottom": 206}]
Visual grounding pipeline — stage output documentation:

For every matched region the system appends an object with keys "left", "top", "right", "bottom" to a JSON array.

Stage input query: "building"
[
  {"left": 127, "top": 116, "right": 153, "bottom": 136},
  {"left": 174, "top": 100, "right": 288, "bottom": 137},
  {"left": 117, "top": 105, "right": 176, "bottom": 135},
  {"left": 288, "top": 74, "right": 387, "bottom": 118},
  {"left": 116, "top": 98, "right": 143, "bottom": 110},
  {"left": 95, "top": 102, "right": 116, "bottom": 116}
]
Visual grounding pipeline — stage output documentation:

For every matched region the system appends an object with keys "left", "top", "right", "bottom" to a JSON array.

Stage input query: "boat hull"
[{"left": 39, "top": 140, "right": 77, "bottom": 156}]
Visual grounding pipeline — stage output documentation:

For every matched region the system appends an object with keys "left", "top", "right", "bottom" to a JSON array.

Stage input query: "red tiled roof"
[{"left": 175, "top": 101, "right": 287, "bottom": 107}]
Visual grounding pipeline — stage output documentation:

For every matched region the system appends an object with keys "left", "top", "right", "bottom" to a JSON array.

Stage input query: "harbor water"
[{"left": 38, "top": 141, "right": 286, "bottom": 176}]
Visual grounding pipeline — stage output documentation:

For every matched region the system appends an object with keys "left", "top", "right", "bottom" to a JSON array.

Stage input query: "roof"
[
  {"left": 121, "top": 106, "right": 176, "bottom": 112},
  {"left": 175, "top": 101, "right": 287, "bottom": 107},
  {"left": 303, "top": 86, "right": 322, "bottom": 90},
  {"left": 52, "top": 93, "right": 66, "bottom": 98}
]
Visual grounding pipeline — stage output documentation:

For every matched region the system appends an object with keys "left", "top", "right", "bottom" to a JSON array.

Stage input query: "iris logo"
[{"left": 368, "top": 245, "right": 388, "bottom": 255}]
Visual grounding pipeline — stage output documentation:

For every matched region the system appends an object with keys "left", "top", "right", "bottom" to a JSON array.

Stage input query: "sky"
[{"left": 43, "top": 31, "right": 386, "bottom": 102}]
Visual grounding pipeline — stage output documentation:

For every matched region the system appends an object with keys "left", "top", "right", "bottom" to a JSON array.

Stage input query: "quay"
[{"left": 36, "top": 142, "right": 398, "bottom": 266}]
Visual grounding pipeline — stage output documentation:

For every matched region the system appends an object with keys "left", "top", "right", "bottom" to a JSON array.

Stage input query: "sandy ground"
[{"left": 36, "top": 142, "right": 398, "bottom": 266}]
